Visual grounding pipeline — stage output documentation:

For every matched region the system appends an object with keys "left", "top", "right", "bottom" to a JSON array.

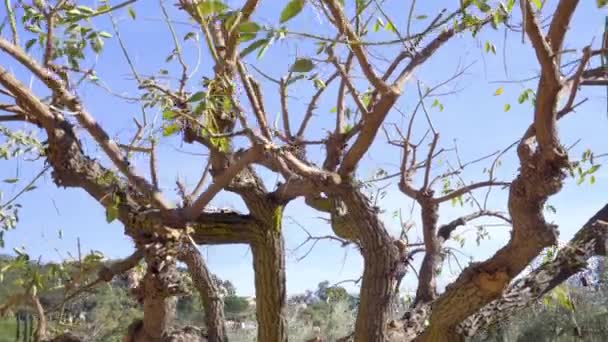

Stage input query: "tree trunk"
[
  {"left": 415, "top": 196, "right": 440, "bottom": 305},
  {"left": 179, "top": 240, "right": 227, "bottom": 342},
  {"left": 31, "top": 294, "right": 47, "bottom": 342},
  {"left": 135, "top": 241, "right": 184, "bottom": 342},
  {"left": 356, "top": 252, "right": 397, "bottom": 342},
  {"left": 252, "top": 229, "right": 287, "bottom": 342},
  {"left": 339, "top": 190, "right": 399, "bottom": 342},
  {"left": 141, "top": 273, "right": 177, "bottom": 342}
]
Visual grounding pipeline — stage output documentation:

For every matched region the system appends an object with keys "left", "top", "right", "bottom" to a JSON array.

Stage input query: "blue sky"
[{"left": 1, "top": 1, "right": 608, "bottom": 297}]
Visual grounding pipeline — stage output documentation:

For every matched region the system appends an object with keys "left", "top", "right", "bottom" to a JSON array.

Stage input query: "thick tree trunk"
[
  {"left": 179, "top": 241, "right": 227, "bottom": 342},
  {"left": 134, "top": 241, "right": 184, "bottom": 342},
  {"left": 252, "top": 229, "right": 287, "bottom": 342},
  {"left": 141, "top": 273, "right": 177, "bottom": 342},
  {"left": 356, "top": 252, "right": 397, "bottom": 342},
  {"left": 338, "top": 190, "right": 399, "bottom": 342}
]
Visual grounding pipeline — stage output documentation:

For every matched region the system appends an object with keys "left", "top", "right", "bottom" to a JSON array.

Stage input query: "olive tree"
[{"left": 1, "top": 1, "right": 608, "bottom": 342}]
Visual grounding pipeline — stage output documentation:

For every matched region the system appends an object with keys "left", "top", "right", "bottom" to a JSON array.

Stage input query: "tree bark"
[
  {"left": 179, "top": 240, "right": 227, "bottom": 342},
  {"left": 135, "top": 240, "right": 184, "bottom": 342},
  {"left": 339, "top": 190, "right": 399, "bottom": 342},
  {"left": 415, "top": 195, "right": 440, "bottom": 304},
  {"left": 141, "top": 272, "right": 177, "bottom": 342},
  {"left": 385, "top": 205, "right": 608, "bottom": 341},
  {"left": 252, "top": 227, "right": 287, "bottom": 342},
  {"left": 31, "top": 294, "right": 47, "bottom": 342},
  {"left": 458, "top": 204, "right": 608, "bottom": 336}
]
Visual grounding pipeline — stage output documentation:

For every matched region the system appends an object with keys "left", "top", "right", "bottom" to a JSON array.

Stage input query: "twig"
[
  {"left": 0, "top": 165, "right": 50, "bottom": 209},
  {"left": 279, "top": 78, "right": 292, "bottom": 139},
  {"left": 297, "top": 71, "right": 339, "bottom": 137}
]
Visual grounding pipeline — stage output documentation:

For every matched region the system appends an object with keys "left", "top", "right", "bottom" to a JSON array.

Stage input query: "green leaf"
[
  {"left": 162, "top": 109, "right": 176, "bottom": 120},
  {"left": 3, "top": 178, "right": 18, "bottom": 184},
  {"left": 373, "top": 18, "right": 384, "bottom": 32},
  {"left": 256, "top": 39, "right": 272, "bottom": 59},
  {"left": 587, "top": 164, "right": 601, "bottom": 175},
  {"left": 493, "top": 87, "right": 503, "bottom": 96},
  {"left": 91, "top": 37, "right": 104, "bottom": 53},
  {"left": 162, "top": 122, "right": 180, "bottom": 137},
  {"left": 188, "top": 91, "right": 206, "bottom": 103},
  {"left": 25, "top": 25, "right": 42, "bottom": 34},
  {"left": 96, "top": 5, "right": 111, "bottom": 12},
  {"left": 197, "top": 1, "right": 229, "bottom": 16},
  {"left": 476, "top": 1, "right": 491, "bottom": 12},
  {"left": 590, "top": 175, "right": 596, "bottom": 184},
  {"left": 98, "top": 31, "right": 113, "bottom": 38},
  {"left": 240, "top": 39, "right": 268, "bottom": 58},
  {"left": 385, "top": 21, "right": 397, "bottom": 34},
  {"left": 105, "top": 205, "right": 119, "bottom": 223},
  {"left": 290, "top": 58, "right": 315, "bottom": 73},
  {"left": 280, "top": 0, "right": 305, "bottom": 24},
  {"left": 518, "top": 89, "right": 531, "bottom": 104},
  {"left": 415, "top": 15, "right": 428, "bottom": 20},
  {"left": 530, "top": 0, "right": 542, "bottom": 9},
  {"left": 25, "top": 39, "right": 37, "bottom": 52},
  {"left": 128, "top": 6, "right": 136, "bottom": 20},
  {"left": 238, "top": 21, "right": 260, "bottom": 42},
  {"left": 313, "top": 78, "right": 326, "bottom": 90},
  {"left": 506, "top": 0, "right": 516, "bottom": 12},
  {"left": 598, "top": 0, "right": 608, "bottom": 7},
  {"left": 238, "top": 21, "right": 260, "bottom": 34},
  {"left": 76, "top": 5, "right": 95, "bottom": 14},
  {"left": 184, "top": 32, "right": 198, "bottom": 42},
  {"left": 355, "top": 0, "right": 365, "bottom": 15},
  {"left": 504, "top": 103, "right": 511, "bottom": 112}
]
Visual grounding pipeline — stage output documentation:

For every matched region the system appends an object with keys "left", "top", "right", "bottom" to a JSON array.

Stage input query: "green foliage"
[
  {"left": 105, "top": 194, "right": 121, "bottom": 223},
  {"left": 290, "top": 58, "right": 315, "bottom": 73},
  {"left": 280, "top": 0, "right": 305, "bottom": 24},
  {"left": 237, "top": 21, "right": 261, "bottom": 42},
  {"left": 224, "top": 296, "right": 250, "bottom": 319},
  {"left": 568, "top": 149, "right": 602, "bottom": 186},
  {"left": 197, "top": 1, "right": 229, "bottom": 17},
  {"left": 475, "top": 284, "right": 608, "bottom": 342},
  {"left": 240, "top": 38, "right": 271, "bottom": 58},
  {"left": 20, "top": 2, "right": 116, "bottom": 68},
  {"left": 544, "top": 285, "right": 574, "bottom": 311}
]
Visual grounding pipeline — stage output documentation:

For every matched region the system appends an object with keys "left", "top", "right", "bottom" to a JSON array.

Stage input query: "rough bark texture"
[
  {"left": 339, "top": 190, "right": 399, "bottom": 342},
  {"left": 131, "top": 239, "right": 185, "bottom": 342},
  {"left": 385, "top": 205, "right": 608, "bottom": 341},
  {"left": 411, "top": 149, "right": 566, "bottom": 340},
  {"left": 252, "top": 227, "right": 287, "bottom": 342},
  {"left": 178, "top": 241, "right": 227, "bottom": 342},
  {"left": 415, "top": 194, "right": 440, "bottom": 305},
  {"left": 458, "top": 204, "right": 608, "bottom": 336}
]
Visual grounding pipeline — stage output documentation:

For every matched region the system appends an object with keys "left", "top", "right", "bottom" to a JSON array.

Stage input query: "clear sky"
[{"left": 1, "top": 1, "right": 607, "bottom": 297}]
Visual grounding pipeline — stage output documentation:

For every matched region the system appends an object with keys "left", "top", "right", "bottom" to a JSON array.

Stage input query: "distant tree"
[{"left": 1, "top": 1, "right": 608, "bottom": 341}]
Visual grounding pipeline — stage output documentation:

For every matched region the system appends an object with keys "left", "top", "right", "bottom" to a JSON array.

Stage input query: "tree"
[
  {"left": 315, "top": 280, "right": 349, "bottom": 303},
  {"left": 1, "top": 0, "right": 608, "bottom": 342}
]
